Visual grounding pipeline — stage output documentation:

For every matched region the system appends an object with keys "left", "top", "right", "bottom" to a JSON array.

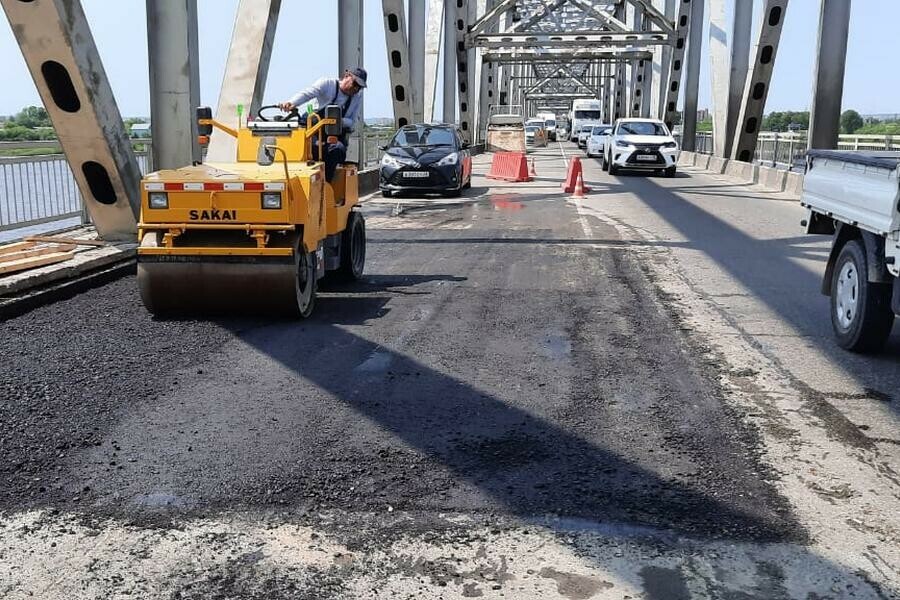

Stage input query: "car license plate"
[
  {"left": 636, "top": 155, "right": 657, "bottom": 162},
  {"left": 403, "top": 171, "right": 429, "bottom": 178}
]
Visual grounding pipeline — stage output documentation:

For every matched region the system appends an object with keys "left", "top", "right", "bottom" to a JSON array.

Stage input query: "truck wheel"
[
  {"left": 609, "top": 162, "right": 619, "bottom": 176},
  {"left": 337, "top": 211, "right": 366, "bottom": 281},
  {"left": 830, "top": 240, "right": 894, "bottom": 352}
]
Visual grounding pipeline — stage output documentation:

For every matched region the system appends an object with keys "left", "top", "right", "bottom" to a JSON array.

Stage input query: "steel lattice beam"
[
  {"left": 382, "top": 0, "right": 413, "bottom": 128},
  {"left": 1, "top": 0, "right": 140, "bottom": 240},
  {"left": 732, "top": 0, "right": 789, "bottom": 161},
  {"left": 662, "top": 0, "right": 692, "bottom": 130}
]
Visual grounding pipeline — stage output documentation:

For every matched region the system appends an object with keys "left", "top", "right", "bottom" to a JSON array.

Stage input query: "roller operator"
[{"left": 278, "top": 67, "right": 367, "bottom": 182}]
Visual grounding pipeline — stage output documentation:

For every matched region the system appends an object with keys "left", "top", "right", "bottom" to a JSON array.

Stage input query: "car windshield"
[
  {"left": 390, "top": 126, "right": 456, "bottom": 148},
  {"left": 592, "top": 127, "right": 611, "bottom": 135},
  {"left": 525, "top": 126, "right": 539, "bottom": 132},
  {"left": 545, "top": 119, "right": 556, "bottom": 127},
  {"left": 616, "top": 122, "right": 668, "bottom": 136},
  {"left": 575, "top": 110, "right": 602, "bottom": 119},
  {"left": 581, "top": 126, "right": 593, "bottom": 133}
]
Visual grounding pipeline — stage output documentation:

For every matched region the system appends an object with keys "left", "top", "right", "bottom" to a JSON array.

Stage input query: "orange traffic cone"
[
  {"left": 572, "top": 171, "right": 587, "bottom": 199},
  {"left": 529, "top": 158, "right": 537, "bottom": 177}
]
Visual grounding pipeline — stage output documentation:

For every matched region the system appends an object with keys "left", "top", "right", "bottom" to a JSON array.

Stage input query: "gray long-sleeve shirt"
[{"left": 287, "top": 77, "right": 362, "bottom": 131}]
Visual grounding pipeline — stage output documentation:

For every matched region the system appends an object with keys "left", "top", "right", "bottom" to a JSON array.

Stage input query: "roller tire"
[
  {"left": 337, "top": 211, "right": 366, "bottom": 281},
  {"left": 830, "top": 240, "right": 894, "bottom": 352},
  {"left": 294, "top": 248, "right": 317, "bottom": 318}
]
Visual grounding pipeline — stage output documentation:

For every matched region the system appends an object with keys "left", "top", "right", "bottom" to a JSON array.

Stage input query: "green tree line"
[{"left": 1, "top": 105, "right": 149, "bottom": 142}]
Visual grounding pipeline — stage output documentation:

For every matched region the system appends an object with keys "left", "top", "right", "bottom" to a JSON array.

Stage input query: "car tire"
[
  {"left": 609, "top": 162, "right": 619, "bottom": 176},
  {"left": 602, "top": 156, "right": 609, "bottom": 171},
  {"left": 381, "top": 189, "right": 393, "bottom": 198},
  {"left": 443, "top": 187, "right": 462, "bottom": 198},
  {"left": 665, "top": 166, "right": 676, "bottom": 178},
  {"left": 830, "top": 240, "right": 894, "bottom": 352}
]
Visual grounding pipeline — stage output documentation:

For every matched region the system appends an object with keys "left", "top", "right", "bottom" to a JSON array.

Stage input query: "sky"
[{"left": 0, "top": 0, "right": 896, "bottom": 119}]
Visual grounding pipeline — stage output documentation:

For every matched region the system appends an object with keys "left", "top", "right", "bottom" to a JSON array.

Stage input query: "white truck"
[
  {"left": 802, "top": 149, "right": 900, "bottom": 352},
  {"left": 567, "top": 99, "right": 603, "bottom": 142}
]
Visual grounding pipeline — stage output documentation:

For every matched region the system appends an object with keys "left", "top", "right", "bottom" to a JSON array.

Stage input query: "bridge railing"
[
  {"left": 0, "top": 129, "right": 393, "bottom": 235},
  {"left": 686, "top": 131, "right": 900, "bottom": 171}
]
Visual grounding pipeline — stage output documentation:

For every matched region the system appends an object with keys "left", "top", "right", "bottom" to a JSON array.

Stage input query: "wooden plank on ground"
[
  {"left": 24, "top": 235, "right": 106, "bottom": 247},
  {"left": 0, "top": 244, "right": 77, "bottom": 263},
  {"left": 0, "top": 251, "right": 74, "bottom": 275},
  {"left": 0, "top": 241, "right": 37, "bottom": 255}
]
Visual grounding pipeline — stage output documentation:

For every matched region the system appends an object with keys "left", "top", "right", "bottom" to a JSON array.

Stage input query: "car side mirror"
[
  {"left": 378, "top": 145, "right": 388, "bottom": 151},
  {"left": 323, "top": 105, "right": 342, "bottom": 137},
  {"left": 196, "top": 106, "right": 213, "bottom": 136},
  {"left": 461, "top": 142, "right": 470, "bottom": 149}
]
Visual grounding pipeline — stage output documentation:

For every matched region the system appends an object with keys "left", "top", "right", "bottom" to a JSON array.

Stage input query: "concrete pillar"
[
  {"left": 728, "top": 0, "right": 753, "bottom": 148},
  {"left": 409, "top": 0, "right": 426, "bottom": 123},
  {"left": 206, "top": 0, "right": 280, "bottom": 163},
  {"left": 681, "top": 0, "right": 705, "bottom": 151},
  {"left": 2, "top": 0, "right": 140, "bottom": 240},
  {"left": 146, "top": 0, "right": 201, "bottom": 170},
  {"left": 809, "top": 0, "right": 851, "bottom": 150},
  {"left": 442, "top": 0, "right": 456, "bottom": 123},
  {"left": 424, "top": 0, "right": 443, "bottom": 122},
  {"left": 339, "top": 0, "right": 364, "bottom": 162}
]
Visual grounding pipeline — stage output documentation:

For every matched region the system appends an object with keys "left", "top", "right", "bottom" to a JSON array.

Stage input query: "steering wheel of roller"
[{"left": 256, "top": 105, "right": 301, "bottom": 123}]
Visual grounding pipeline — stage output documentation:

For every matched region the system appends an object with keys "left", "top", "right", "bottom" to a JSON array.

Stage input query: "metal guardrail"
[
  {"left": 687, "top": 131, "right": 900, "bottom": 171},
  {"left": 0, "top": 130, "right": 395, "bottom": 234}
]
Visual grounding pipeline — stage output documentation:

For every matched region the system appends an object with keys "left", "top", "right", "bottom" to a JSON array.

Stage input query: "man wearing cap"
[{"left": 278, "top": 68, "right": 367, "bottom": 182}]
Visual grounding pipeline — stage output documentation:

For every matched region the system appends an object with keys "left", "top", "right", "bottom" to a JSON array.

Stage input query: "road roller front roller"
[{"left": 136, "top": 105, "right": 366, "bottom": 317}]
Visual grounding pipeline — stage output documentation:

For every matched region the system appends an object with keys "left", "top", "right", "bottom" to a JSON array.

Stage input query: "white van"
[{"left": 567, "top": 99, "right": 603, "bottom": 142}]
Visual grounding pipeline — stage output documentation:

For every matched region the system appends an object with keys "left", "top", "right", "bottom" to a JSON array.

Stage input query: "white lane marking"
[{"left": 557, "top": 140, "right": 569, "bottom": 168}]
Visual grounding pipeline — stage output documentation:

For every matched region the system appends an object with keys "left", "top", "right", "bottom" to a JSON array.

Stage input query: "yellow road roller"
[{"left": 137, "top": 105, "right": 366, "bottom": 317}]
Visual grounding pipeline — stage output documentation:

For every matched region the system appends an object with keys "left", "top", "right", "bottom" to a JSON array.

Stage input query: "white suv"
[
  {"left": 586, "top": 124, "right": 612, "bottom": 158},
  {"left": 604, "top": 118, "right": 679, "bottom": 177}
]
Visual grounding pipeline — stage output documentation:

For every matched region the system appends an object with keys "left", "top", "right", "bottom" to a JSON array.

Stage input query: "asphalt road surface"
[{"left": 0, "top": 146, "right": 897, "bottom": 598}]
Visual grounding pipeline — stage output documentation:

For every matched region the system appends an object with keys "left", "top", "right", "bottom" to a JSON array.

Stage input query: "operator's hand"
[{"left": 277, "top": 101, "right": 295, "bottom": 112}]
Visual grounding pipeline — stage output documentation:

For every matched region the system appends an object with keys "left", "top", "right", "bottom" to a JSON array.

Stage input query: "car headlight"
[
  {"left": 148, "top": 192, "right": 168, "bottom": 209},
  {"left": 261, "top": 191, "right": 282, "bottom": 209},
  {"left": 662, "top": 141, "right": 678, "bottom": 149},
  {"left": 381, "top": 154, "right": 401, "bottom": 168},
  {"left": 436, "top": 152, "right": 459, "bottom": 166},
  {"left": 615, "top": 140, "right": 633, "bottom": 148}
]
